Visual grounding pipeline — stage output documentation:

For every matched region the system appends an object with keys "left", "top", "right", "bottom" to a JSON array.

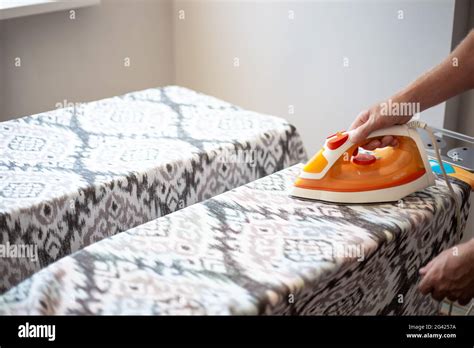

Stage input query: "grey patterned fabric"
[
  {"left": 0, "top": 86, "right": 307, "bottom": 293},
  {"left": 0, "top": 165, "right": 470, "bottom": 315}
]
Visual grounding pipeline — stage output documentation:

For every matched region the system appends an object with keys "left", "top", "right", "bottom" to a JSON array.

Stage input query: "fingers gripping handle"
[{"left": 348, "top": 124, "right": 410, "bottom": 145}]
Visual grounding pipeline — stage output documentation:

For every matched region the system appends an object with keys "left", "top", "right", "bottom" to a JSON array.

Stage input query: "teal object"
[{"left": 429, "top": 159, "right": 455, "bottom": 174}]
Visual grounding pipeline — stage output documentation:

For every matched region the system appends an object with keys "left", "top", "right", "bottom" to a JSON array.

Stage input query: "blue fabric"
[{"left": 429, "top": 159, "right": 455, "bottom": 174}]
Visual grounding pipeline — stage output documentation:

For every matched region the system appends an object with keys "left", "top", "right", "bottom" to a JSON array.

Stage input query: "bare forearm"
[
  {"left": 349, "top": 30, "right": 474, "bottom": 145},
  {"left": 392, "top": 30, "right": 474, "bottom": 113}
]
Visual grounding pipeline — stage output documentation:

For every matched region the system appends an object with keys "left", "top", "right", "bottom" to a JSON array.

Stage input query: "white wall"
[
  {"left": 0, "top": 0, "right": 174, "bottom": 121},
  {"left": 174, "top": 0, "right": 455, "bottom": 154}
]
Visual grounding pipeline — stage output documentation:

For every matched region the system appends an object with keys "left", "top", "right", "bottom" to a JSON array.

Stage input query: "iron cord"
[
  {"left": 407, "top": 120, "right": 461, "bottom": 232},
  {"left": 408, "top": 120, "right": 462, "bottom": 316}
]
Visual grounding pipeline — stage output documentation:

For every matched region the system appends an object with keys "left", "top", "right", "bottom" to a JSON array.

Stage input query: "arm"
[
  {"left": 349, "top": 30, "right": 474, "bottom": 149},
  {"left": 396, "top": 30, "right": 474, "bottom": 112},
  {"left": 349, "top": 30, "right": 474, "bottom": 305}
]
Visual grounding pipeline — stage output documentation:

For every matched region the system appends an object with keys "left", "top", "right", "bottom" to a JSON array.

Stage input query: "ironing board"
[
  {"left": 0, "top": 86, "right": 307, "bottom": 293},
  {"left": 0, "top": 165, "right": 470, "bottom": 315}
]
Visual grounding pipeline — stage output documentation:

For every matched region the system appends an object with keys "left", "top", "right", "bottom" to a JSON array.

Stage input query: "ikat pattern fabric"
[
  {"left": 0, "top": 165, "right": 470, "bottom": 315},
  {"left": 0, "top": 86, "right": 307, "bottom": 292}
]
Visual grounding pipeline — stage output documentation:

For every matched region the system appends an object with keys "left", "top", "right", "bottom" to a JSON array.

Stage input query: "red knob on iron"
[
  {"left": 327, "top": 133, "right": 349, "bottom": 150},
  {"left": 352, "top": 153, "right": 376, "bottom": 165}
]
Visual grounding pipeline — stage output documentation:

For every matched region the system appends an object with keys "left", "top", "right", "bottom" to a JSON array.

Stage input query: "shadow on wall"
[{"left": 0, "top": 0, "right": 174, "bottom": 122}]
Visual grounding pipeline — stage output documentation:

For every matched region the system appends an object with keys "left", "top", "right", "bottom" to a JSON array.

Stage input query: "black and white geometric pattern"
[
  {"left": 0, "top": 165, "right": 470, "bottom": 315},
  {"left": 0, "top": 86, "right": 307, "bottom": 293}
]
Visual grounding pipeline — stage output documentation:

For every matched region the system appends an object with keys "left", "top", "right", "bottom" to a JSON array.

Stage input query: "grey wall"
[
  {"left": 453, "top": 0, "right": 474, "bottom": 242},
  {"left": 0, "top": 0, "right": 174, "bottom": 121},
  {"left": 458, "top": 91, "right": 474, "bottom": 135},
  {"left": 455, "top": 1, "right": 474, "bottom": 136},
  {"left": 174, "top": 0, "right": 456, "bottom": 154}
]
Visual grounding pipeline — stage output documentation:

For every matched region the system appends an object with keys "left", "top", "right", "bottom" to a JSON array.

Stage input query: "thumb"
[{"left": 349, "top": 119, "right": 376, "bottom": 145}]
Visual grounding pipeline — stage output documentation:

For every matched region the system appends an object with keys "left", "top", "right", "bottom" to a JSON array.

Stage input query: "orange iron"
[{"left": 291, "top": 124, "right": 435, "bottom": 203}]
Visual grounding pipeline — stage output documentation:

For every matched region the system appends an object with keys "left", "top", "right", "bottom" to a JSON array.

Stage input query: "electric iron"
[{"left": 291, "top": 123, "right": 436, "bottom": 203}]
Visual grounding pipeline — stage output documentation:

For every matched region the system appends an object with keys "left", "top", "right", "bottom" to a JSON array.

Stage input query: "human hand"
[
  {"left": 348, "top": 103, "right": 412, "bottom": 150},
  {"left": 419, "top": 239, "right": 474, "bottom": 305}
]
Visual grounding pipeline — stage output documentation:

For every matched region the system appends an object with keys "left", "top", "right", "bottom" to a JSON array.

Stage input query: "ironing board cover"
[
  {"left": 0, "top": 165, "right": 470, "bottom": 315},
  {"left": 0, "top": 86, "right": 307, "bottom": 292}
]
